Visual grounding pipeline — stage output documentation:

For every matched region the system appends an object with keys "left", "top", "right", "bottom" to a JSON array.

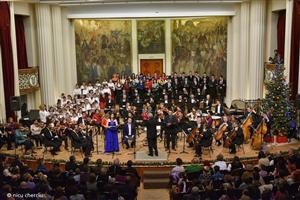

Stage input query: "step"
[
  {"left": 143, "top": 170, "right": 170, "bottom": 179},
  {"left": 143, "top": 178, "right": 170, "bottom": 189}
]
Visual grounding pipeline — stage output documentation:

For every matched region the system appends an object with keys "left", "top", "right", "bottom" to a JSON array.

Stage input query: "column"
[
  {"left": 131, "top": 20, "right": 138, "bottom": 74},
  {"left": 239, "top": 1, "right": 250, "bottom": 98},
  {"left": 69, "top": 20, "right": 77, "bottom": 93},
  {"left": 284, "top": 0, "right": 293, "bottom": 82},
  {"left": 61, "top": 8, "right": 72, "bottom": 93},
  {"left": 9, "top": 2, "right": 20, "bottom": 96},
  {"left": 226, "top": 17, "right": 233, "bottom": 106},
  {"left": 51, "top": 6, "right": 64, "bottom": 99},
  {"left": 165, "top": 19, "right": 172, "bottom": 75},
  {"left": 0, "top": 46, "right": 6, "bottom": 122},
  {"left": 231, "top": 5, "right": 241, "bottom": 101},
  {"left": 249, "top": 0, "right": 266, "bottom": 99},
  {"left": 35, "top": 4, "right": 55, "bottom": 105}
]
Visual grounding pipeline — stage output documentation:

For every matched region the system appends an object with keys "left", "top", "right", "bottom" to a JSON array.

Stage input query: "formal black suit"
[
  {"left": 214, "top": 104, "right": 224, "bottom": 116},
  {"left": 217, "top": 79, "right": 226, "bottom": 102},
  {"left": 164, "top": 114, "right": 178, "bottom": 150},
  {"left": 195, "top": 128, "right": 213, "bottom": 156},
  {"left": 230, "top": 127, "right": 244, "bottom": 153},
  {"left": 122, "top": 123, "right": 136, "bottom": 149},
  {"left": 203, "top": 99, "right": 212, "bottom": 112},
  {"left": 41, "top": 127, "right": 61, "bottom": 152},
  {"left": 141, "top": 117, "right": 162, "bottom": 156}
]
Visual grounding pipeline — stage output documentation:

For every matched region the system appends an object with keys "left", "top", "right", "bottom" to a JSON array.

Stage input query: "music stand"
[{"left": 180, "top": 130, "right": 188, "bottom": 154}]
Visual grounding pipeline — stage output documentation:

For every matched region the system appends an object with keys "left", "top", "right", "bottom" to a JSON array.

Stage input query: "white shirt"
[
  {"left": 39, "top": 110, "right": 49, "bottom": 123},
  {"left": 212, "top": 161, "right": 228, "bottom": 171},
  {"left": 73, "top": 88, "right": 81, "bottom": 95},
  {"left": 30, "top": 124, "right": 41, "bottom": 136},
  {"left": 128, "top": 124, "right": 132, "bottom": 136}
]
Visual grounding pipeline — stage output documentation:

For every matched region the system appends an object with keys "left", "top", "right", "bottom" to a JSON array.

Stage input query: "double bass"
[
  {"left": 251, "top": 119, "right": 267, "bottom": 150},
  {"left": 242, "top": 112, "right": 253, "bottom": 142}
]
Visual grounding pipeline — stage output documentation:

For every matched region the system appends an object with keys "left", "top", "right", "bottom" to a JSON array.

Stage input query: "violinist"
[
  {"left": 195, "top": 125, "right": 212, "bottom": 157},
  {"left": 30, "top": 120, "right": 43, "bottom": 148},
  {"left": 5, "top": 117, "right": 17, "bottom": 150},
  {"left": 41, "top": 122, "right": 62, "bottom": 155},
  {"left": 0, "top": 123, "right": 6, "bottom": 149},
  {"left": 228, "top": 122, "right": 244, "bottom": 154},
  {"left": 187, "top": 108, "right": 201, "bottom": 123}
]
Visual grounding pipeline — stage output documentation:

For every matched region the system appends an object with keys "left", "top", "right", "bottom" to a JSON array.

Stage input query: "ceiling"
[{"left": 39, "top": 0, "right": 244, "bottom": 6}]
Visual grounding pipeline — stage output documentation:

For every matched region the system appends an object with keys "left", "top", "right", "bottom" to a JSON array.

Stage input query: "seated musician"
[
  {"left": 30, "top": 120, "right": 42, "bottom": 148},
  {"left": 15, "top": 123, "right": 34, "bottom": 155},
  {"left": 0, "top": 123, "right": 6, "bottom": 149},
  {"left": 41, "top": 122, "right": 62, "bottom": 155},
  {"left": 214, "top": 99, "right": 224, "bottom": 116},
  {"left": 123, "top": 117, "right": 136, "bottom": 149},
  {"left": 204, "top": 111, "right": 213, "bottom": 128},
  {"left": 216, "top": 115, "right": 232, "bottom": 146},
  {"left": 195, "top": 125, "right": 213, "bottom": 157},
  {"left": 68, "top": 124, "right": 91, "bottom": 157},
  {"left": 187, "top": 108, "right": 201, "bottom": 122},
  {"left": 228, "top": 122, "right": 244, "bottom": 154}
]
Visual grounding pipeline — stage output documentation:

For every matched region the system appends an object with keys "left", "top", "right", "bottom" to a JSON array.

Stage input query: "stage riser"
[{"left": 143, "top": 170, "right": 171, "bottom": 189}]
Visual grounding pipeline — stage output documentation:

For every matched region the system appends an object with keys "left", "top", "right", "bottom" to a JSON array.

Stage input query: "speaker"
[
  {"left": 29, "top": 109, "right": 40, "bottom": 121},
  {"left": 297, "top": 94, "right": 300, "bottom": 110},
  {"left": 10, "top": 96, "right": 21, "bottom": 111}
]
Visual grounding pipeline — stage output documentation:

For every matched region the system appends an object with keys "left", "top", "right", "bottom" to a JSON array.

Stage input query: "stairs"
[{"left": 143, "top": 170, "right": 170, "bottom": 189}]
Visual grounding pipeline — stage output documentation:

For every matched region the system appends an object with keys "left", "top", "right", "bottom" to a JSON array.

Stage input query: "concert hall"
[{"left": 0, "top": 0, "right": 300, "bottom": 199}]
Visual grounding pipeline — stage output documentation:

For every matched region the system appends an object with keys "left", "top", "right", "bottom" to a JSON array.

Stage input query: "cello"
[
  {"left": 214, "top": 122, "right": 228, "bottom": 141},
  {"left": 242, "top": 112, "right": 253, "bottom": 142},
  {"left": 223, "top": 128, "right": 237, "bottom": 148}
]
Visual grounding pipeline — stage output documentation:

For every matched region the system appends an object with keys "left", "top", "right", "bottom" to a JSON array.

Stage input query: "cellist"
[
  {"left": 228, "top": 122, "right": 244, "bottom": 154},
  {"left": 194, "top": 124, "right": 212, "bottom": 157},
  {"left": 216, "top": 115, "right": 232, "bottom": 146}
]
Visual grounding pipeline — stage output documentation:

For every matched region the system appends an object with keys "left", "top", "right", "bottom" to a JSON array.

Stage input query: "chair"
[
  {"left": 69, "top": 135, "right": 83, "bottom": 157},
  {"left": 40, "top": 134, "right": 55, "bottom": 157},
  {"left": 236, "top": 143, "right": 245, "bottom": 154},
  {"left": 202, "top": 138, "right": 213, "bottom": 157}
]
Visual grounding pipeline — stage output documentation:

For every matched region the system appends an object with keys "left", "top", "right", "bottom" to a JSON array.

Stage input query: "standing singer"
[{"left": 104, "top": 113, "right": 119, "bottom": 153}]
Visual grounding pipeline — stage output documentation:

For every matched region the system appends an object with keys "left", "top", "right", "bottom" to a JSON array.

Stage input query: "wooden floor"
[{"left": 2, "top": 131, "right": 299, "bottom": 164}]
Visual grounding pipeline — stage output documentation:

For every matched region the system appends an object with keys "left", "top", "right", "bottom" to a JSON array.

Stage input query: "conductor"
[{"left": 141, "top": 113, "right": 162, "bottom": 157}]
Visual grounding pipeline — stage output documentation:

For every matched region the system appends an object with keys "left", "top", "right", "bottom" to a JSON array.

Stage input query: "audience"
[
  {"left": 0, "top": 156, "right": 140, "bottom": 200},
  {"left": 171, "top": 150, "right": 300, "bottom": 200}
]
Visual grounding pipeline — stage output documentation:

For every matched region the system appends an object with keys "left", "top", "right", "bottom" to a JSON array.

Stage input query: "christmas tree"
[{"left": 262, "top": 62, "right": 295, "bottom": 135}]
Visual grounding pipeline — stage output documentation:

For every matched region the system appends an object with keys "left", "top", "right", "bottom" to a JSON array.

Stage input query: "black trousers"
[
  {"left": 166, "top": 130, "right": 176, "bottom": 149},
  {"left": 31, "top": 135, "right": 41, "bottom": 147},
  {"left": 147, "top": 137, "right": 158, "bottom": 155},
  {"left": 124, "top": 137, "right": 135, "bottom": 148},
  {"left": 7, "top": 134, "right": 15, "bottom": 150}
]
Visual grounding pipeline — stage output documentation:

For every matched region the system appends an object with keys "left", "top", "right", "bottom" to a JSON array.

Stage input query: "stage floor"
[{"left": 2, "top": 131, "right": 299, "bottom": 164}]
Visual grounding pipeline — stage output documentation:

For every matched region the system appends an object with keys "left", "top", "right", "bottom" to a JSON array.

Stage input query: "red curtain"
[
  {"left": 277, "top": 10, "right": 286, "bottom": 60},
  {"left": 0, "top": 2, "right": 15, "bottom": 119},
  {"left": 15, "top": 15, "right": 28, "bottom": 69},
  {"left": 290, "top": 0, "right": 300, "bottom": 99}
]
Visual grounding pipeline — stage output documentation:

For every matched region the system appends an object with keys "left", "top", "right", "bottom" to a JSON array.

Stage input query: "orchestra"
[{"left": 0, "top": 72, "right": 278, "bottom": 158}]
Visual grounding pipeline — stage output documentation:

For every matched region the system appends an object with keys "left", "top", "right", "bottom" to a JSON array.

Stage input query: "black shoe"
[
  {"left": 172, "top": 148, "right": 176, "bottom": 151},
  {"left": 155, "top": 153, "right": 158, "bottom": 156},
  {"left": 148, "top": 153, "right": 153, "bottom": 157}
]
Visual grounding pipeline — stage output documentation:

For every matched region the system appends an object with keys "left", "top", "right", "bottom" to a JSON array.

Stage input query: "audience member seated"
[{"left": 0, "top": 155, "right": 140, "bottom": 200}]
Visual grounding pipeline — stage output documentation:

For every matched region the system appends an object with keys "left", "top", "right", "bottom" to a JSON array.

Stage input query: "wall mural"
[
  {"left": 137, "top": 20, "right": 165, "bottom": 54},
  {"left": 74, "top": 19, "right": 132, "bottom": 83},
  {"left": 171, "top": 17, "right": 228, "bottom": 77}
]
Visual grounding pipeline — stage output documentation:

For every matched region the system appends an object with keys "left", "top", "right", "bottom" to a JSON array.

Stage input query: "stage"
[{"left": 2, "top": 131, "right": 300, "bottom": 165}]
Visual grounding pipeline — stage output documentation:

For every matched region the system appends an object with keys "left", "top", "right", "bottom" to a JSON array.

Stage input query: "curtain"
[
  {"left": 0, "top": 2, "right": 15, "bottom": 119},
  {"left": 15, "top": 15, "right": 28, "bottom": 69},
  {"left": 290, "top": 0, "right": 300, "bottom": 99},
  {"left": 277, "top": 10, "right": 286, "bottom": 60}
]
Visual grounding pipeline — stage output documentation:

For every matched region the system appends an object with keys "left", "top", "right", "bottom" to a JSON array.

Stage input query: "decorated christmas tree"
[{"left": 262, "top": 62, "right": 295, "bottom": 135}]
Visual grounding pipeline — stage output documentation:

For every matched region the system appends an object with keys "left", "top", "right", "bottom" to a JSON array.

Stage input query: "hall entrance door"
[{"left": 140, "top": 59, "right": 163, "bottom": 76}]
